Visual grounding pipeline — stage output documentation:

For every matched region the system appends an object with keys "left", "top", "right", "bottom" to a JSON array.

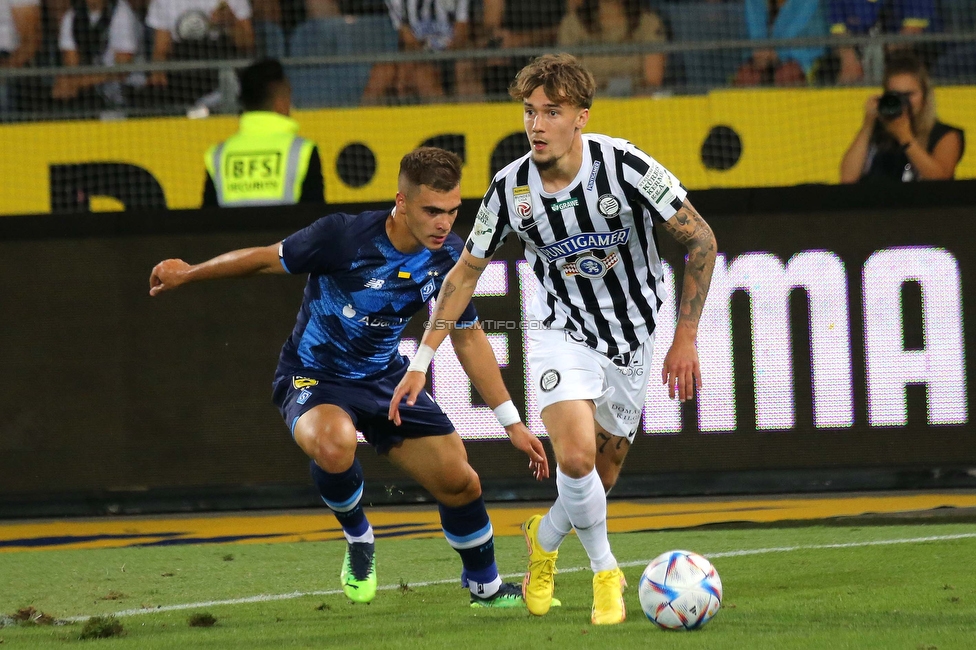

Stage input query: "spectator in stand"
[
  {"left": 52, "top": 0, "right": 144, "bottom": 109},
  {"left": 482, "top": 0, "right": 565, "bottom": 96},
  {"left": 840, "top": 53, "right": 963, "bottom": 183},
  {"left": 557, "top": 0, "right": 666, "bottom": 96},
  {"left": 734, "top": 0, "right": 827, "bottom": 87},
  {"left": 0, "top": 0, "right": 41, "bottom": 113},
  {"left": 44, "top": 0, "right": 73, "bottom": 43},
  {"left": 250, "top": 0, "right": 280, "bottom": 26},
  {"left": 363, "top": 0, "right": 475, "bottom": 102},
  {"left": 145, "top": 0, "right": 254, "bottom": 104},
  {"left": 828, "top": 0, "right": 937, "bottom": 84},
  {"left": 306, "top": 0, "right": 387, "bottom": 21}
]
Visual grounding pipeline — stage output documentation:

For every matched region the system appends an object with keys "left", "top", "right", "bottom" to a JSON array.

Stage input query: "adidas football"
[{"left": 638, "top": 550, "right": 722, "bottom": 630}]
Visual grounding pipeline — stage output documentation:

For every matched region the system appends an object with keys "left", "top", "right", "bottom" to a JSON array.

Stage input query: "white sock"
[
  {"left": 538, "top": 498, "right": 572, "bottom": 553},
  {"left": 344, "top": 525, "right": 375, "bottom": 545},
  {"left": 556, "top": 467, "right": 617, "bottom": 574},
  {"left": 469, "top": 575, "right": 502, "bottom": 598}
]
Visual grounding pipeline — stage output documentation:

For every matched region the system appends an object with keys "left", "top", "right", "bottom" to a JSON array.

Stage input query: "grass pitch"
[{"left": 1, "top": 523, "right": 975, "bottom": 649}]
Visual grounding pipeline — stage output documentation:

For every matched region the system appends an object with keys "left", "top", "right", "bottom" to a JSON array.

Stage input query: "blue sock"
[
  {"left": 310, "top": 459, "right": 372, "bottom": 543},
  {"left": 439, "top": 496, "right": 500, "bottom": 596}
]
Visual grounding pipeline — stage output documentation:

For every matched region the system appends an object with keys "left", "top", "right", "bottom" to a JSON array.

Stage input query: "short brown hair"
[
  {"left": 398, "top": 147, "right": 463, "bottom": 192},
  {"left": 509, "top": 54, "right": 596, "bottom": 109}
]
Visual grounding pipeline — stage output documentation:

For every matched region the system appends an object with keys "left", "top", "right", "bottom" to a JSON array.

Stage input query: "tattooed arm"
[
  {"left": 425, "top": 249, "right": 491, "bottom": 353},
  {"left": 388, "top": 249, "right": 492, "bottom": 422},
  {"left": 658, "top": 199, "right": 717, "bottom": 402}
]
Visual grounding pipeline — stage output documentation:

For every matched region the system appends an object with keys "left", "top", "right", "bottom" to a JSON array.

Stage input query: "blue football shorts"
[{"left": 272, "top": 363, "right": 456, "bottom": 454}]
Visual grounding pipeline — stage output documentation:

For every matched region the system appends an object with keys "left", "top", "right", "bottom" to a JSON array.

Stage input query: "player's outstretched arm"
[
  {"left": 388, "top": 248, "right": 492, "bottom": 423},
  {"left": 659, "top": 199, "right": 717, "bottom": 402},
  {"left": 449, "top": 324, "right": 549, "bottom": 480},
  {"left": 149, "top": 244, "right": 285, "bottom": 296}
]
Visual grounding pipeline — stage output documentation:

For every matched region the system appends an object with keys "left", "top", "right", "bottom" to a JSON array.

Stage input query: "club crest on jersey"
[
  {"left": 563, "top": 252, "right": 620, "bottom": 279},
  {"left": 597, "top": 194, "right": 620, "bottom": 217},
  {"left": 292, "top": 376, "right": 319, "bottom": 389},
  {"left": 420, "top": 277, "right": 436, "bottom": 301},
  {"left": 513, "top": 185, "right": 533, "bottom": 218},
  {"left": 538, "top": 228, "right": 630, "bottom": 262}
]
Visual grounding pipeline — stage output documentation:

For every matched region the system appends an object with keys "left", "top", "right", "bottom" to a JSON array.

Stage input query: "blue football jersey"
[{"left": 276, "top": 209, "right": 477, "bottom": 380}]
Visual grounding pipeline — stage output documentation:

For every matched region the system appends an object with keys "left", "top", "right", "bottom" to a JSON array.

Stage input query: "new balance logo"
[{"left": 365, "top": 278, "right": 385, "bottom": 289}]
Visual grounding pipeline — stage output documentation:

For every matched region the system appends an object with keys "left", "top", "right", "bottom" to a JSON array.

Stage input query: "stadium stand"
[{"left": 285, "top": 15, "right": 397, "bottom": 108}]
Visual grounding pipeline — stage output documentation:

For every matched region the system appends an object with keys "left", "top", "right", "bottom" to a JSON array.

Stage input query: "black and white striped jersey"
[{"left": 466, "top": 133, "right": 687, "bottom": 358}]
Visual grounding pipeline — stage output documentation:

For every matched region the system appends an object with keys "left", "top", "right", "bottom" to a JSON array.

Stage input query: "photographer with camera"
[{"left": 840, "top": 54, "right": 964, "bottom": 183}]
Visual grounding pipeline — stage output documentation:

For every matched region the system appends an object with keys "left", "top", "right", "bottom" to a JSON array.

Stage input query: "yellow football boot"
[
  {"left": 521, "top": 514, "right": 558, "bottom": 616},
  {"left": 591, "top": 567, "right": 627, "bottom": 625}
]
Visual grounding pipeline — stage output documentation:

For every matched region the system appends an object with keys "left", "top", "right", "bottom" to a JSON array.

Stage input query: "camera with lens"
[{"left": 877, "top": 91, "right": 909, "bottom": 120}]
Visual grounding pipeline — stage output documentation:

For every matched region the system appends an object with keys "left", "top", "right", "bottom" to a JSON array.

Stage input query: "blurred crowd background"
[{"left": 0, "top": 0, "right": 973, "bottom": 118}]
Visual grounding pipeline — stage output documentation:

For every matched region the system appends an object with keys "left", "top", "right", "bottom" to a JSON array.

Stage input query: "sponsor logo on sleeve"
[
  {"left": 469, "top": 204, "right": 498, "bottom": 250},
  {"left": 473, "top": 218, "right": 494, "bottom": 238},
  {"left": 637, "top": 163, "right": 675, "bottom": 207}
]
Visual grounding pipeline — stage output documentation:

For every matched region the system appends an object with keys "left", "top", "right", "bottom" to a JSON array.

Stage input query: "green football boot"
[
  {"left": 341, "top": 541, "right": 377, "bottom": 604},
  {"left": 469, "top": 582, "right": 525, "bottom": 608}
]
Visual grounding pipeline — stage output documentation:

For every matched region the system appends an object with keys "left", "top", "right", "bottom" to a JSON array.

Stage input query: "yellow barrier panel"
[{"left": 1, "top": 86, "right": 973, "bottom": 216}]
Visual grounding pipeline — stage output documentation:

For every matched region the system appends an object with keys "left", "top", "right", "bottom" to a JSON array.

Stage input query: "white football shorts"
[{"left": 526, "top": 328, "right": 653, "bottom": 443}]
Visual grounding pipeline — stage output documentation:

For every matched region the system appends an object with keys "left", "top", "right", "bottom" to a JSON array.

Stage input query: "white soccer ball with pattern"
[{"left": 638, "top": 550, "right": 722, "bottom": 630}]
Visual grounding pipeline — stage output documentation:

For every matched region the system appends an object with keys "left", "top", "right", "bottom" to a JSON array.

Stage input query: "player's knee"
[
  {"left": 433, "top": 466, "right": 482, "bottom": 508},
  {"left": 314, "top": 437, "right": 357, "bottom": 473},
  {"left": 557, "top": 451, "right": 595, "bottom": 478},
  {"left": 295, "top": 422, "right": 357, "bottom": 473},
  {"left": 313, "top": 445, "right": 356, "bottom": 473}
]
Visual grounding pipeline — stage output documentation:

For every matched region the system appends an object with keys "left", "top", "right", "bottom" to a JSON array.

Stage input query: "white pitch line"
[{"left": 64, "top": 532, "right": 976, "bottom": 623}]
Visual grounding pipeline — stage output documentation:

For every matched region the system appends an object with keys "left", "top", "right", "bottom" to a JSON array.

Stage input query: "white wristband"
[
  {"left": 493, "top": 400, "right": 521, "bottom": 427},
  {"left": 407, "top": 344, "right": 436, "bottom": 374}
]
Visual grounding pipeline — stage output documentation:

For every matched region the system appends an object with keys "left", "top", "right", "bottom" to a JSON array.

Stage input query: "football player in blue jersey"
[{"left": 149, "top": 147, "right": 549, "bottom": 608}]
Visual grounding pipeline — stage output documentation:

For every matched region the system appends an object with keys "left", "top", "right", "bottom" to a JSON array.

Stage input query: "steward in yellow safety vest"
[{"left": 203, "top": 58, "right": 324, "bottom": 207}]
